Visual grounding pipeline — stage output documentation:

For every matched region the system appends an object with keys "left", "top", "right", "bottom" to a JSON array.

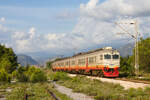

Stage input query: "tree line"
[
  {"left": 0, "top": 44, "right": 47, "bottom": 83},
  {"left": 120, "top": 38, "right": 150, "bottom": 76}
]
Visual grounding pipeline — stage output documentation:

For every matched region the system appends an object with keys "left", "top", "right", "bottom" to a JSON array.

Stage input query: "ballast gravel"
[{"left": 54, "top": 83, "right": 94, "bottom": 100}]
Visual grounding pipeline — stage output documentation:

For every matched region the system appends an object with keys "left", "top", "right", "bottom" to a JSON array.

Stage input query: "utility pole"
[{"left": 115, "top": 19, "right": 139, "bottom": 75}]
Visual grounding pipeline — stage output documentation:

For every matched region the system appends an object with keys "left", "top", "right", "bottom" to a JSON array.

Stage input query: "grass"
[
  {"left": 0, "top": 68, "right": 72, "bottom": 100},
  {"left": 0, "top": 82, "right": 72, "bottom": 100},
  {"left": 49, "top": 71, "right": 150, "bottom": 100},
  {"left": 119, "top": 72, "right": 150, "bottom": 81},
  {"left": 6, "top": 83, "right": 53, "bottom": 100}
]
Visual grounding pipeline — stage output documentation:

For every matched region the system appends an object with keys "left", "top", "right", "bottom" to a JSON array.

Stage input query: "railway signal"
[{"left": 115, "top": 19, "right": 139, "bottom": 75}]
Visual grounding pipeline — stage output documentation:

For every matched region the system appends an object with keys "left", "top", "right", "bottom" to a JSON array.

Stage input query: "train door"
[{"left": 86, "top": 57, "right": 88, "bottom": 68}]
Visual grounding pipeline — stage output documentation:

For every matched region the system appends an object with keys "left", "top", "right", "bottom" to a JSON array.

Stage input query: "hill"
[
  {"left": 17, "top": 54, "right": 38, "bottom": 66},
  {"left": 118, "top": 43, "right": 134, "bottom": 57}
]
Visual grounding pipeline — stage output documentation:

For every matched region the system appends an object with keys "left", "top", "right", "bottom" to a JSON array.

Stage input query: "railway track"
[
  {"left": 115, "top": 78, "right": 150, "bottom": 84},
  {"left": 68, "top": 73, "right": 150, "bottom": 89},
  {"left": 24, "top": 85, "right": 60, "bottom": 100},
  {"left": 46, "top": 88, "right": 60, "bottom": 100}
]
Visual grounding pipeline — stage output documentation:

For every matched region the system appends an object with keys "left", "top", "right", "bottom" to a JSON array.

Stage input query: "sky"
[{"left": 0, "top": 0, "right": 150, "bottom": 58}]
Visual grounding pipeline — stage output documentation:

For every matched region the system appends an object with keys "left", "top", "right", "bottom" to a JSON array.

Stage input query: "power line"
[{"left": 115, "top": 19, "right": 139, "bottom": 75}]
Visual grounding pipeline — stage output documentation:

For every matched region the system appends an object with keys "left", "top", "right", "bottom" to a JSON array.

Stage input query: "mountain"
[
  {"left": 17, "top": 54, "right": 38, "bottom": 66},
  {"left": 118, "top": 43, "right": 134, "bottom": 57},
  {"left": 26, "top": 51, "right": 72, "bottom": 65}
]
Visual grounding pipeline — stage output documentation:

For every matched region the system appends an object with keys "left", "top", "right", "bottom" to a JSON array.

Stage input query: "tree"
[
  {"left": 135, "top": 38, "right": 150, "bottom": 73},
  {"left": 30, "top": 68, "right": 47, "bottom": 82},
  {"left": 0, "top": 69, "right": 11, "bottom": 82},
  {"left": 16, "top": 66, "right": 28, "bottom": 82},
  {"left": 120, "top": 56, "right": 134, "bottom": 76},
  {"left": 0, "top": 44, "right": 18, "bottom": 73},
  {"left": 46, "top": 61, "right": 53, "bottom": 69}
]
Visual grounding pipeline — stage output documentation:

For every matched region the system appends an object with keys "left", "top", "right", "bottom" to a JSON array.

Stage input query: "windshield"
[
  {"left": 112, "top": 54, "right": 119, "bottom": 59},
  {"left": 104, "top": 54, "right": 111, "bottom": 59}
]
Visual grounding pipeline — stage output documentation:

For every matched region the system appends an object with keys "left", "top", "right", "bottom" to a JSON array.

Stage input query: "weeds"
[
  {"left": 50, "top": 72, "right": 150, "bottom": 100},
  {"left": 5, "top": 82, "right": 72, "bottom": 100},
  {"left": 49, "top": 72, "right": 71, "bottom": 81}
]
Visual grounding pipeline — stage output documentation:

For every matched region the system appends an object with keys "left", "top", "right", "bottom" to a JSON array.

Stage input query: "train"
[{"left": 52, "top": 47, "right": 120, "bottom": 77}]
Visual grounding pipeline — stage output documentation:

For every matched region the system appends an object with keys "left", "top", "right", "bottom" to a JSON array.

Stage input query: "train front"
[{"left": 102, "top": 49, "right": 120, "bottom": 77}]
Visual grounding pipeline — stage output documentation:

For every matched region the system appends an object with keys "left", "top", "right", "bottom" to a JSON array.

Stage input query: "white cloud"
[
  {"left": 15, "top": 39, "right": 30, "bottom": 51},
  {"left": 79, "top": 0, "right": 150, "bottom": 20},
  {"left": 86, "top": 0, "right": 98, "bottom": 9},
  {"left": 0, "top": 17, "right": 8, "bottom": 33},
  {"left": 29, "top": 27, "right": 35, "bottom": 39},
  {"left": 11, "top": 28, "right": 35, "bottom": 53},
  {"left": 45, "top": 34, "right": 58, "bottom": 40},
  {"left": 0, "top": 17, "right": 5, "bottom": 22},
  {"left": 73, "top": 0, "right": 150, "bottom": 47},
  {"left": 0, "top": 24, "right": 8, "bottom": 32},
  {"left": 13, "top": 31, "right": 26, "bottom": 39}
]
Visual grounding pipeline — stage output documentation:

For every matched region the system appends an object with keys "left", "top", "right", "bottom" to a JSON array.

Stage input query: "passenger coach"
[{"left": 52, "top": 47, "right": 120, "bottom": 77}]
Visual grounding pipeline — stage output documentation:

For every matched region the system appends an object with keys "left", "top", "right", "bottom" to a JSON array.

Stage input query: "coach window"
[
  {"left": 89, "top": 57, "right": 95, "bottom": 64},
  {"left": 62, "top": 62, "right": 64, "bottom": 66},
  {"left": 67, "top": 61, "right": 69, "bottom": 66},
  {"left": 58, "top": 63, "right": 61, "bottom": 67},
  {"left": 72, "top": 60, "right": 75, "bottom": 65},
  {"left": 78, "top": 59, "right": 81, "bottom": 65},
  {"left": 104, "top": 54, "right": 111, "bottom": 59},
  {"left": 65, "top": 61, "right": 69, "bottom": 66},
  {"left": 100, "top": 55, "right": 103, "bottom": 60},
  {"left": 112, "top": 54, "right": 119, "bottom": 59},
  {"left": 95, "top": 56, "right": 97, "bottom": 62},
  {"left": 78, "top": 59, "right": 85, "bottom": 65},
  {"left": 82, "top": 59, "right": 85, "bottom": 65}
]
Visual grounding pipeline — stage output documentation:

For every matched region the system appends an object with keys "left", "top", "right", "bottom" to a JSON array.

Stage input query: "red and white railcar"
[{"left": 52, "top": 47, "right": 120, "bottom": 77}]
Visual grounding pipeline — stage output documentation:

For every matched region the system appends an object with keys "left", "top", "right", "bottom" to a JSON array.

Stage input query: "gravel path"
[
  {"left": 54, "top": 83, "right": 94, "bottom": 100},
  {"left": 86, "top": 76, "right": 150, "bottom": 89}
]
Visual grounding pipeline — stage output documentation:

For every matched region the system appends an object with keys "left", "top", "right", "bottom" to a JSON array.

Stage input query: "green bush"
[
  {"left": 0, "top": 69, "right": 11, "bottom": 82},
  {"left": 14, "top": 66, "right": 47, "bottom": 83},
  {"left": 7, "top": 87, "right": 26, "bottom": 100},
  {"left": 27, "top": 66, "right": 36, "bottom": 75},
  {"left": 16, "top": 67, "right": 28, "bottom": 82},
  {"left": 46, "top": 61, "right": 53, "bottom": 69},
  {"left": 50, "top": 72, "right": 70, "bottom": 81},
  {"left": 30, "top": 68, "right": 47, "bottom": 83},
  {"left": 16, "top": 72, "right": 28, "bottom": 82},
  {"left": 12, "top": 70, "right": 17, "bottom": 79}
]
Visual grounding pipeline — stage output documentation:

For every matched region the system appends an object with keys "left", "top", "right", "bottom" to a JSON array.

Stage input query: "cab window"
[
  {"left": 113, "top": 54, "right": 119, "bottom": 59},
  {"left": 104, "top": 54, "right": 111, "bottom": 59}
]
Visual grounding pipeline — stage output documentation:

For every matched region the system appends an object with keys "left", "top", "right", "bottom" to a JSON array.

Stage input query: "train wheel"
[
  {"left": 79, "top": 70, "right": 84, "bottom": 75},
  {"left": 97, "top": 70, "right": 104, "bottom": 77},
  {"left": 90, "top": 70, "right": 92, "bottom": 75}
]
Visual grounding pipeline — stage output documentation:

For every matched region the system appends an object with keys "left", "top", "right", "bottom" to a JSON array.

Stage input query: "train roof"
[{"left": 54, "top": 47, "right": 118, "bottom": 62}]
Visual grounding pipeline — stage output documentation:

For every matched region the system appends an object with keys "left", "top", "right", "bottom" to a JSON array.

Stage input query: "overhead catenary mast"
[{"left": 115, "top": 19, "right": 139, "bottom": 75}]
